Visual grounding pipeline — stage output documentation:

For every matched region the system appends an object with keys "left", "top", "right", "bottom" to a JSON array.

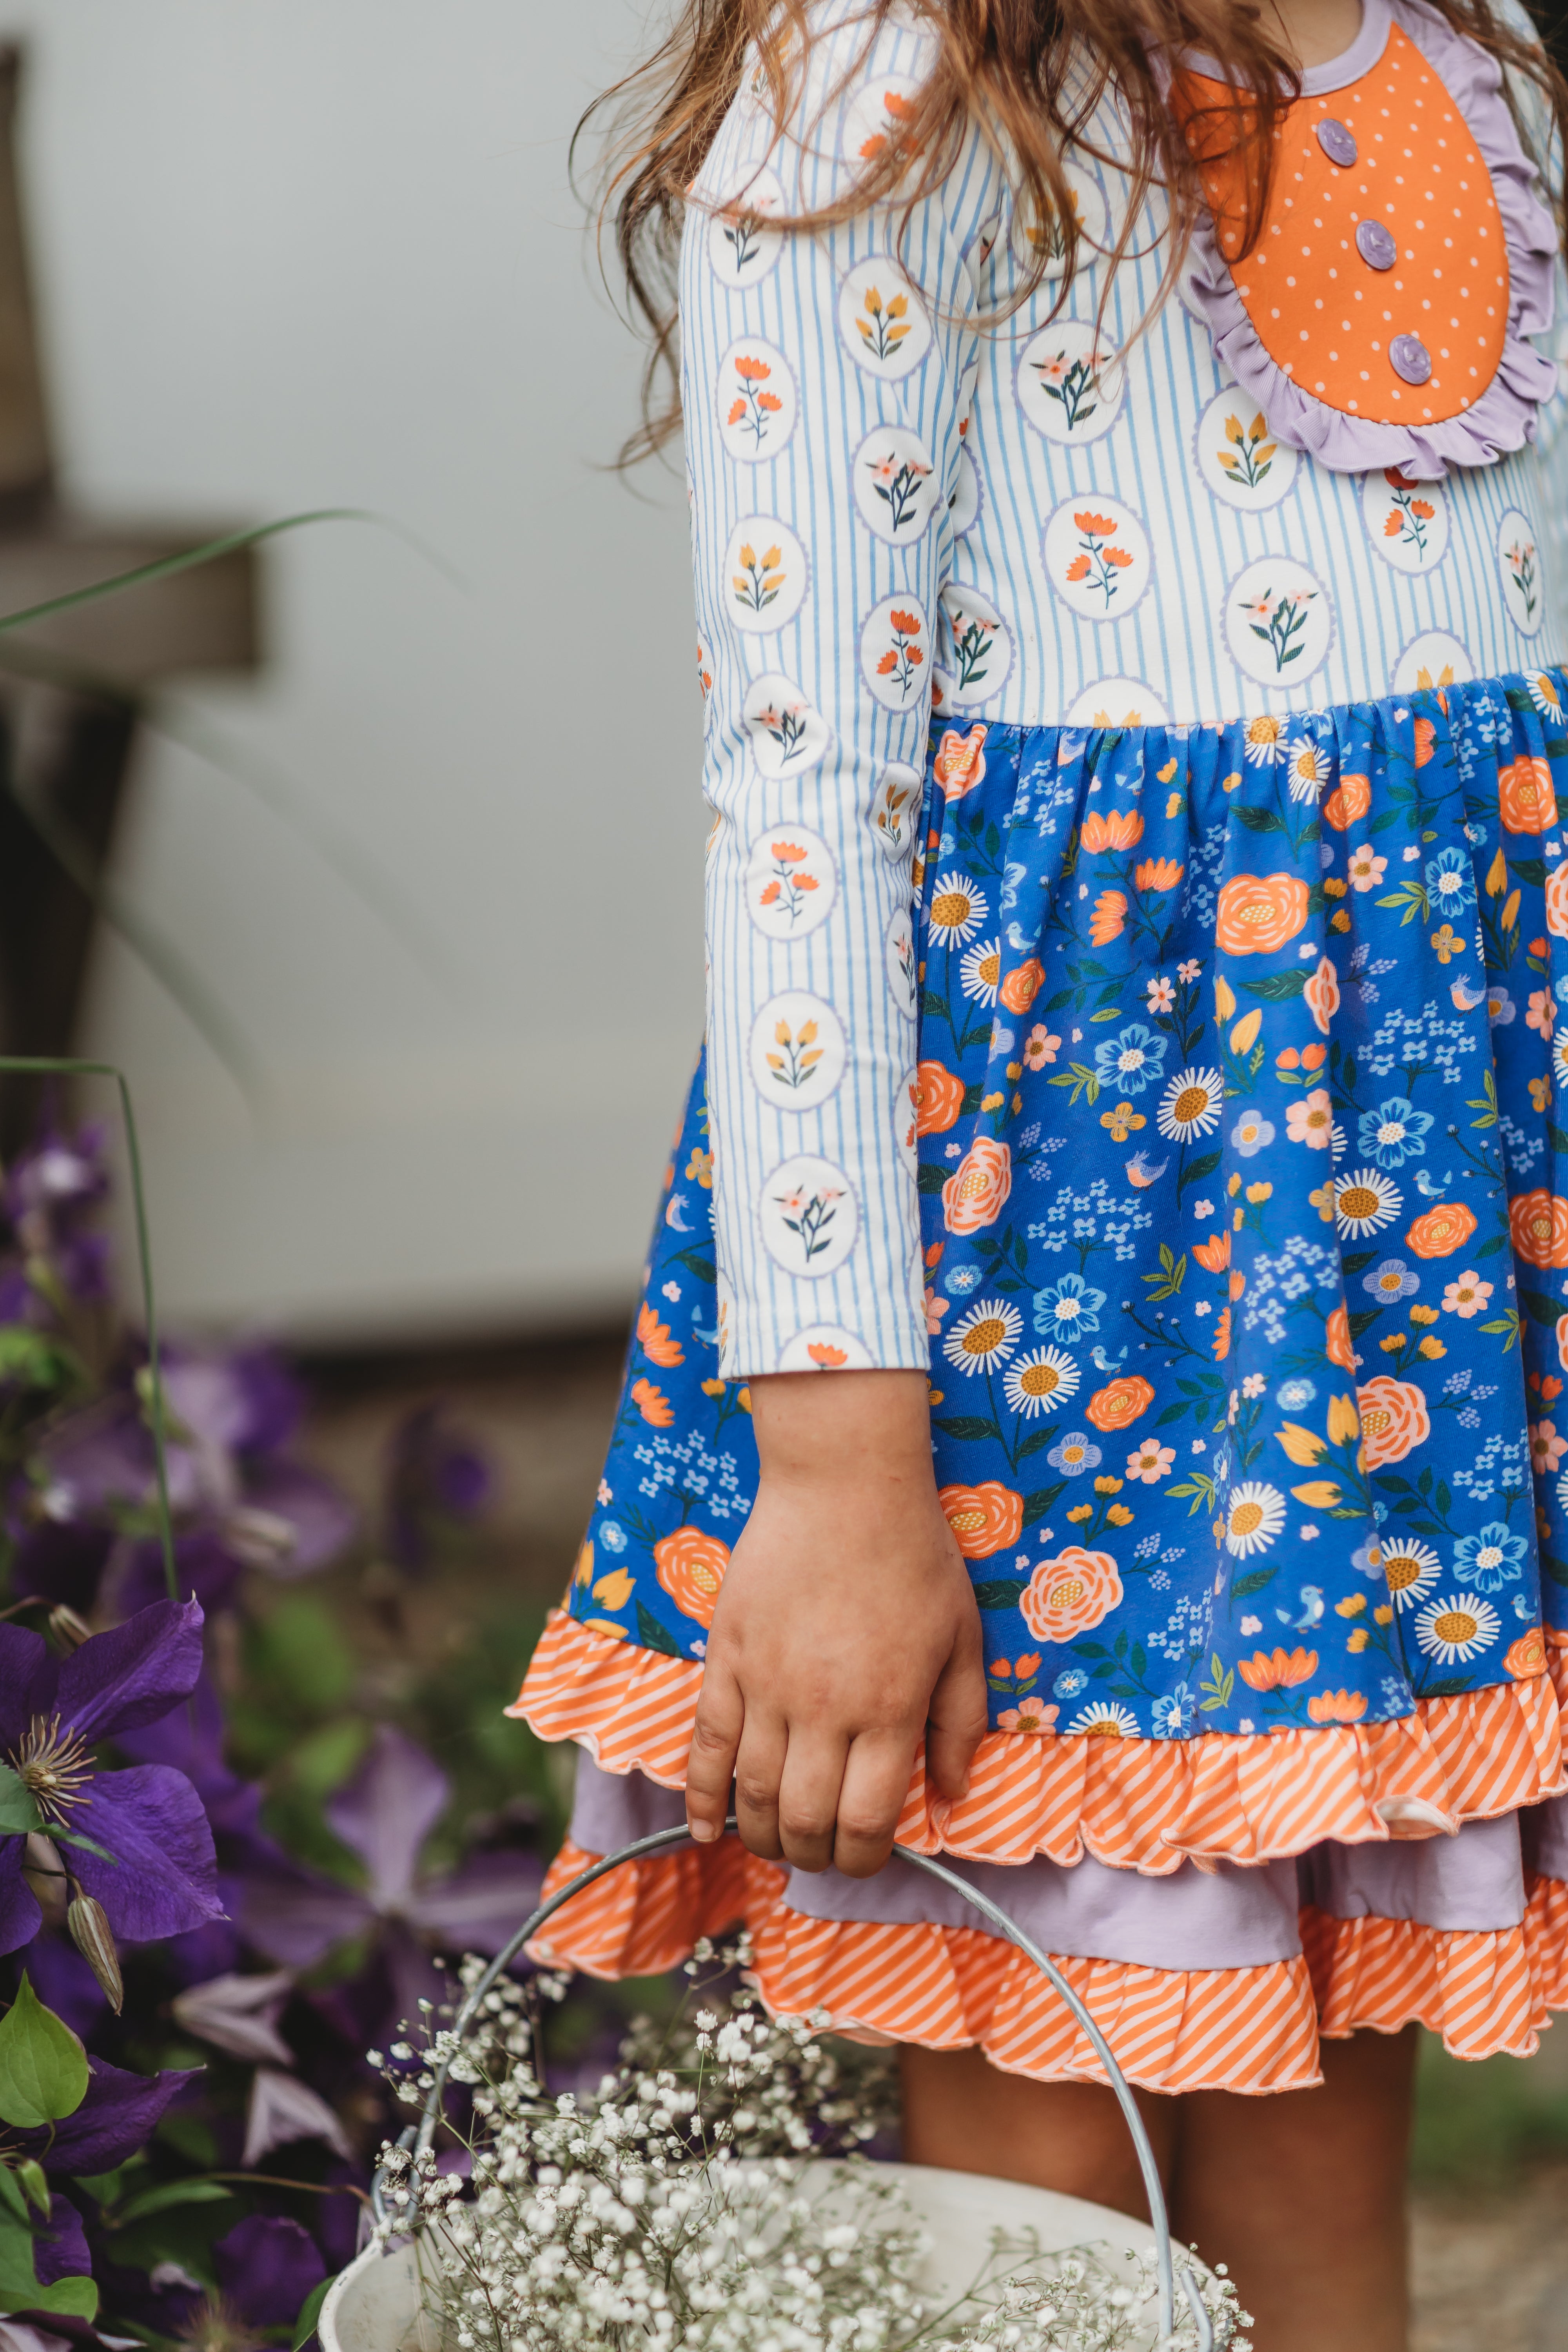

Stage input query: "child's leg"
[
  {"left": 898, "top": 2045, "right": 1178, "bottom": 2220},
  {"left": 1172, "top": 2024, "right": 1419, "bottom": 2352}
]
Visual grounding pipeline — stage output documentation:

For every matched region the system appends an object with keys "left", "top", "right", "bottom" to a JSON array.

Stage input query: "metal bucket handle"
[{"left": 382, "top": 1820, "right": 1215, "bottom": 2350}]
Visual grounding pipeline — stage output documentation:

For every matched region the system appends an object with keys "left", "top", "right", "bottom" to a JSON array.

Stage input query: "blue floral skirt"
[{"left": 515, "top": 669, "right": 1568, "bottom": 2089}]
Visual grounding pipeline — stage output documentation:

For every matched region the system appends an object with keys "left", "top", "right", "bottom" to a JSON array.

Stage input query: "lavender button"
[
  {"left": 1316, "top": 117, "right": 1357, "bottom": 167},
  {"left": 1390, "top": 333, "right": 1432, "bottom": 385},
  {"left": 1355, "top": 219, "right": 1397, "bottom": 271}
]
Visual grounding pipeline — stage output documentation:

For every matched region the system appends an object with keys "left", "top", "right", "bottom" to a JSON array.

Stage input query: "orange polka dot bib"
[{"left": 1177, "top": 0, "right": 1559, "bottom": 476}]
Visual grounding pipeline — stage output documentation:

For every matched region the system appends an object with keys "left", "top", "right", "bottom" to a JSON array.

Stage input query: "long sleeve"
[{"left": 684, "top": 2, "right": 1000, "bottom": 1379}]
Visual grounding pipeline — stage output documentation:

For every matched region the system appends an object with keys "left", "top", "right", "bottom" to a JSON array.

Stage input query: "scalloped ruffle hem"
[
  {"left": 526, "top": 1835, "right": 1568, "bottom": 2092},
  {"left": 510, "top": 1609, "right": 1568, "bottom": 1874}
]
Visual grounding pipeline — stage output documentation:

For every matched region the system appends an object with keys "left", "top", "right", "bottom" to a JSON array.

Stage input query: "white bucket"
[{"left": 318, "top": 2159, "right": 1182, "bottom": 2352}]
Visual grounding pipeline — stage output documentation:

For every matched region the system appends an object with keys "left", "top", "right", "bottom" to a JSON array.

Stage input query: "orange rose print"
[
  {"left": 933, "top": 722, "right": 987, "bottom": 800},
  {"left": 1497, "top": 754, "right": 1558, "bottom": 835},
  {"left": 1504, "top": 1627, "right": 1547, "bottom": 1680},
  {"left": 1020, "top": 1546, "right": 1123, "bottom": 1642},
  {"left": 1237, "top": 1646, "right": 1318, "bottom": 1691},
  {"left": 1303, "top": 955, "right": 1339, "bottom": 1035},
  {"left": 942, "top": 1136, "right": 1012, "bottom": 1234},
  {"left": 915, "top": 1058, "right": 966, "bottom": 1136},
  {"left": 1307, "top": 1689, "right": 1368, "bottom": 1723},
  {"left": 1324, "top": 1305, "right": 1355, "bottom": 1370},
  {"left": 1509, "top": 1188, "right": 1568, "bottom": 1267},
  {"left": 1085, "top": 1374, "right": 1156, "bottom": 1432},
  {"left": 1356, "top": 1375, "right": 1430, "bottom": 1468},
  {"left": 1558, "top": 1312, "right": 1568, "bottom": 1373},
  {"left": 1405, "top": 1200, "right": 1477, "bottom": 1259},
  {"left": 653, "top": 1526, "right": 730, "bottom": 1628},
  {"left": 1214, "top": 871, "right": 1310, "bottom": 955},
  {"left": 999, "top": 958, "right": 1045, "bottom": 1014},
  {"left": 1080, "top": 808, "right": 1144, "bottom": 852},
  {"left": 636, "top": 1302, "right": 686, "bottom": 1368},
  {"left": 939, "top": 1481, "right": 1025, "bottom": 1558},
  {"left": 1547, "top": 859, "right": 1568, "bottom": 940},
  {"left": 1320, "top": 773, "right": 1371, "bottom": 831}
]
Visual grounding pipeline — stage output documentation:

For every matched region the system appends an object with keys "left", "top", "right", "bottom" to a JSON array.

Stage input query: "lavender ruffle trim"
[
  {"left": 568, "top": 1755, "right": 1568, "bottom": 1972},
  {"left": 1181, "top": 0, "right": 1561, "bottom": 477}
]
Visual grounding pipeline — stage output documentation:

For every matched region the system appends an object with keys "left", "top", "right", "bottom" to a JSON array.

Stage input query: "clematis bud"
[
  {"left": 22, "top": 1833, "right": 68, "bottom": 1929},
  {"left": 47, "top": 1602, "right": 92, "bottom": 1653},
  {"left": 67, "top": 1887, "right": 125, "bottom": 2013}
]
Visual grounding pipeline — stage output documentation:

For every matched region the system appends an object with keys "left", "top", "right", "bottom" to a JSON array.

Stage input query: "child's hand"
[{"left": 683, "top": 1369, "right": 986, "bottom": 1878}]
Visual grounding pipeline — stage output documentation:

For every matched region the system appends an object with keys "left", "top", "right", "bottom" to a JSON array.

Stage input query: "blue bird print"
[
  {"left": 1275, "top": 1585, "right": 1325, "bottom": 1632},
  {"left": 1090, "top": 1342, "right": 1129, "bottom": 1372}
]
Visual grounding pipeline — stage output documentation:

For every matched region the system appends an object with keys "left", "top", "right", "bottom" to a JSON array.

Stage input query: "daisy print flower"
[
  {"left": 1225, "top": 1481, "right": 1287, "bottom": 1556},
  {"left": 1003, "top": 1345, "right": 1081, "bottom": 1416},
  {"left": 1287, "top": 740, "right": 1328, "bottom": 805},
  {"left": 1244, "top": 715, "right": 1284, "bottom": 765},
  {"left": 1414, "top": 1592, "right": 1501, "bottom": 1665},
  {"left": 944, "top": 1296, "right": 1023, "bottom": 1375},
  {"left": 959, "top": 936, "right": 1004, "bottom": 1005},
  {"left": 927, "top": 871, "right": 988, "bottom": 944},
  {"left": 1066, "top": 1700, "right": 1139, "bottom": 1737},
  {"left": 1380, "top": 1539, "right": 1441, "bottom": 1611},
  {"left": 1157, "top": 1067, "right": 1224, "bottom": 1142},
  {"left": 1526, "top": 670, "right": 1565, "bottom": 721},
  {"left": 1335, "top": 1169, "right": 1403, "bottom": 1237}
]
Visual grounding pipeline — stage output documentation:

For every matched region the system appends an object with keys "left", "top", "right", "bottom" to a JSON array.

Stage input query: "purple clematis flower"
[
  {"left": 241, "top": 1726, "right": 539, "bottom": 2025},
  {"left": 0, "top": 1125, "right": 111, "bottom": 1323},
  {"left": 0, "top": 1599, "right": 221, "bottom": 1952},
  {"left": 384, "top": 1405, "right": 493, "bottom": 1573},
  {"left": 7, "top": 2053, "right": 201, "bottom": 2178},
  {"left": 213, "top": 2216, "right": 325, "bottom": 2333}
]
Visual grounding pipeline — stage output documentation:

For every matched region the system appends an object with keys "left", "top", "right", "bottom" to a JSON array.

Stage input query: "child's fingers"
[
  {"left": 925, "top": 1620, "right": 987, "bottom": 1804},
  {"left": 775, "top": 1727, "right": 850, "bottom": 1874},
  {"left": 685, "top": 1661, "right": 744, "bottom": 1844},
  {"left": 731, "top": 1708, "right": 789, "bottom": 1860},
  {"left": 832, "top": 1728, "right": 917, "bottom": 1879}
]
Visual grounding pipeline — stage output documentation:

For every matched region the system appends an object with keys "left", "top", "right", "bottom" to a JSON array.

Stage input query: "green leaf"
[
  {"left": 1229, "top": 1566, "right": 1277, "bottom": 1599},
  {"left": 0, "top": 1328, "right": 75, "bottom": 1391},
  {"left": 0, "top": 2173, "right": 26, "bottom": 2227},
  {"left": 113, "top": 2178, "right": 235, "bottom": 2226},
  {"left": 1339, "top": 1251, "right": 1377, "bottom": 1278},
  {"left": 1014, "top": 1425, "right": 1056, "bottom": 1460},
  {"left": 1240, "top": 968, "right": 1309, "bottom": 1001},
  {"left": 1507, "top": 856, "right": 1547, "bottom": 888},
  {"left": 1178, "top": 1149, "right": 1221, "bottom": 1200},
  {"left": 971, "top": 1580, "right": 1027, "bottom": 1610},
  {"left": 633, "top": 1604, "right": 685, "bottom": 1661},
  {"left": 295, "top": 2275, "right": 333, "bottom": 2350},
  {"left": 0, "top": 1768, "right": 42, "bottom": 1838},
  {"left": 1020, "top": 1483, "right": 1066, "bottom": 1527},
  {"left": 0, "top": 1978, "right": 88, "bottom": 2129},
  {"left": 13, "top": 2162, "right": 48, "bottom": 2218},
  {"left": 933, "top": 1416, "right": 1000, "bottom": 1444},
  {"left": 1230, "top": 802, "right": 1284, "bottom": 833},
  {"left": 1518, "top": 1286, "right": 1563, "bottom": 1330},
  {"left": 1540, "top": 1550, "right": 1568, "bottom": 1590},
  {"left": 916, "top": 1163, "right": 949, "bottom": 1194}
]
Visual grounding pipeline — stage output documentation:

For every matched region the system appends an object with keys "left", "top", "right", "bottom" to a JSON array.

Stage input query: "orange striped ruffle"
[
  {"left": 529, "top": 1836, "right": 1568, "bottom": 2095},
  {"left": 510, "top": 1607, "right": 1568, "bottom": 1873}
]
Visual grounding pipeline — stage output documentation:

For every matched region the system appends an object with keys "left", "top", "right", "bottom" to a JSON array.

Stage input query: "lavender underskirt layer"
[
  {"left": 1181, "top": 0, "right": 1561, "bottom": 477},
  {"left": 569, "top": 1755, "right": 1568, "bottom": 1973}
]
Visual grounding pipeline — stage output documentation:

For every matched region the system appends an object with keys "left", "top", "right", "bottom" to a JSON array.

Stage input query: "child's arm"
[{"left": 684, "top": 1368, "right": 985, "bottom": 1876}]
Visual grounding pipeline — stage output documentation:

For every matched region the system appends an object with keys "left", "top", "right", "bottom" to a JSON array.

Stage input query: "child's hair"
[{"left": 582, "top": 0, "right": 1568, "bottom": 465}]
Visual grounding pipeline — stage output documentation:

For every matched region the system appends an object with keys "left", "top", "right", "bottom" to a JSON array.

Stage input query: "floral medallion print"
[
  {"left": 759, "top": 1152, "right": 859, "bottom": 1279},
  {"left": 835, "top": 256, "right": 933, "bottom": 380},
  {"left": 851, "top": 425, "right": 941, "bottom": 541},
  {"left": 1042, "top": 499, "right": 1153, "bottom": 625},
  {"left": 840, "top": 75, "right": 924, "bottom": 176},
  {"left": 1015, "top": 320, "right": 1125, "bottom": 446},
  {"left": 1193, "top": 387, "right": 1300, "bottom": 510},
  {"left": 860, "top": 594, "right": 931, "bottom": 711},
  {"left": 885, "top": 902, "right": 919, "bottom": 1016},
  {"left": 705, "top": 165, "right": 785, "bottom": 286},
  {"left": 748, "top": 991, "right": 847, "bottom": 1109},
  {"left": 776, "top": 1323, "right": 876, "bottom": 1372},
  {"left": 1497, "top": 507, "right": 1545, "bottom": 637},
  {"left": 935, "top": 583, "right": 1014, "bottom": 711},
  {"left": 872, "top": 762, "right": 923, "bottom": 859},
  {"left": 714, "top": 338, "right": 798, "bottom": 463},
  {"left": 1224, "top": 557, "right": 1334, "bottom": 690},
  {"left": 1363, "top": 466, "right": 1450, "bottom": 573},
  {"left": 948, "top": 434, "right": 982, "bottom": 538},
  {"left": 1018, "top": 162, "right": 1112, "bottom": 279},
  {"left": 1393, "top": 632, "right": 1476, "bottom": 695},
  {"left": 573, "top": 672, "right": 1568, "bottom": 1732},
  {"left": 1066, "top": 680, "right": 1172, "bottom": 729},
  {"left": 741, "top": 672, "right": 833, "bottom": 777},
  {"left": 742, "top": 824, "right": 837, "bottom": 939},
  {"left": 723, "top": 516, "right": 809, "bottom": 633}
]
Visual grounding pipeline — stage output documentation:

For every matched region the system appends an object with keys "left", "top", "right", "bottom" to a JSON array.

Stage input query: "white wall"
[{"left": 8, "top": 0, "right": 703, "bottom": 1341}]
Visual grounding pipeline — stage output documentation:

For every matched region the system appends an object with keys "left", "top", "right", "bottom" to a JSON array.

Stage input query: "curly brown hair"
[{"left": 579, "top": 0, "right": 1567, "bottom": 464}]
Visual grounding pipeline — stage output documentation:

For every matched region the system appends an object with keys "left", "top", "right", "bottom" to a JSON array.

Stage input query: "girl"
[{"left": 514, "top": 1, "right": 1568, "bottom": 2339}]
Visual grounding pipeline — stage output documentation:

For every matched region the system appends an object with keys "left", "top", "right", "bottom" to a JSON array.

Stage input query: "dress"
[{"left": 513, "top": 0, "right": 1568, "bottom": 2090}]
